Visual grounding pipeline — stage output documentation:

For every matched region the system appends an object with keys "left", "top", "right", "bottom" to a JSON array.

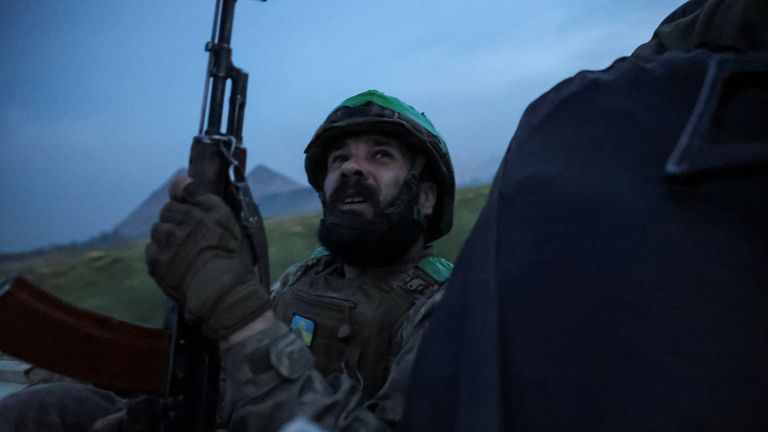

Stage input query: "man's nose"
[{"left": 340, "top": 157, "right": 366, "bottom": 178}]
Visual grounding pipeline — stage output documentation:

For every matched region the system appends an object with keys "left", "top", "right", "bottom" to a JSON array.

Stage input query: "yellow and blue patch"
[{"left": 290, "top": 314, "right": 316, "bottom": 346}]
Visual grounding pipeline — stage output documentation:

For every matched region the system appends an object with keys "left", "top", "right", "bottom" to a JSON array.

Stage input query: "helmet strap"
[{"left": 382, "top": 156, "right": 426, "bottom": 226}]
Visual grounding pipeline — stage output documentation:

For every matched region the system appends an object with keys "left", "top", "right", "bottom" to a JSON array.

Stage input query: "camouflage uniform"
[{"left": 219, "top": 252, "right": 450, "bottom": 431}]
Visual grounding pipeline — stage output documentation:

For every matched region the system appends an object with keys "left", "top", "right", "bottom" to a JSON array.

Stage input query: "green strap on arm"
[{"left": 417, "top": 256, "right": 453, "bottom": 283}]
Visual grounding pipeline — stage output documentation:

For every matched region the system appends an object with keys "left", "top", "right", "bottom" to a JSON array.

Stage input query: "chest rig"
[{"left": 271, "top": 253, "right": 451, "bottom": 398}]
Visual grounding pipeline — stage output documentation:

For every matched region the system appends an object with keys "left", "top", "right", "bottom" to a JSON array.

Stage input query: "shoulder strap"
[{"left": 393, "top": 256, "right": 453, "bottom": 296}]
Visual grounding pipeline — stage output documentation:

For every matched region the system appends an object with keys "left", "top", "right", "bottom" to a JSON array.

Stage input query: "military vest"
[{"left": 271, "top": 251, "right": 452, "bottom": 398}]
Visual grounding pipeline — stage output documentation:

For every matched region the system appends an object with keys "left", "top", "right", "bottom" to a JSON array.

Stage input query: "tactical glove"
[{"left": 145, "top": 183, "right": 271, "bottom": 340}]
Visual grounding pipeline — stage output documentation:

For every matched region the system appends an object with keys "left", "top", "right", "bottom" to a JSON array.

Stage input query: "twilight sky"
[{"left": 0, "top": 0, "right": 684, "bottom": 253}]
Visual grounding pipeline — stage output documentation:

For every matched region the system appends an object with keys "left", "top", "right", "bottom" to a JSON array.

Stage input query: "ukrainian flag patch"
[{"left": 290, "top": 314, "right": 315, "bottom": 346}]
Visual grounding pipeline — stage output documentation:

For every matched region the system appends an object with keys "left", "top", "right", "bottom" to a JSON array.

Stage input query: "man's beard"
[{"left": 318, "top": 177, "right": 425, "bottom": 268}]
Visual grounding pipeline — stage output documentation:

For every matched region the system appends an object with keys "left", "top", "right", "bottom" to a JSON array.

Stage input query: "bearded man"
[
  {"left": 0, "top": 90, "right": 455, "bottom": 432},
  {"left": 196, "top": 89, "right": 456, "bottom": 431}
]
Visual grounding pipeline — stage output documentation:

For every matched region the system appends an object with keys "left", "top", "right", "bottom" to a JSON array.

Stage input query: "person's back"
[{"left": 404, "top": 0, "right": 768, "bottom": 430}]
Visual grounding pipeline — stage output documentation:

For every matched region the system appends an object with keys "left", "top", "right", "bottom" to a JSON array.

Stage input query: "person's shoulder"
[
  {"left": 399, "top": 255, "right": 452, "bottom": 296},
  {"left": 390, "top": 255, "right": 452, "bottom": 317},
  {"left": 392, "top": 259, "right": 449, "bottom": 354},
  {"left": 516, "top": 50, "right": 713, "bottom": 144},
  {"left": 409, "top": 255, "right": 453, "bottom": 321}
]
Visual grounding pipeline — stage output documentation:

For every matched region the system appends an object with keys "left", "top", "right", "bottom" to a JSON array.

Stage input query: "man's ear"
[{"left": 418, "top": 182, "right": 437, "bottom": 216}]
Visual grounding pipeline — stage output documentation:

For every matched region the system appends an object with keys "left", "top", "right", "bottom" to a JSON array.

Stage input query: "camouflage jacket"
[{"left": 219, "top": 252, "right": 450, "bottom": 432}]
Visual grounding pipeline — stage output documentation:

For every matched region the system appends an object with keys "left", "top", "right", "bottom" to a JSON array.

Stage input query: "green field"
[{"left": 1, "top": 185, "right": 490, "bottom": 327}]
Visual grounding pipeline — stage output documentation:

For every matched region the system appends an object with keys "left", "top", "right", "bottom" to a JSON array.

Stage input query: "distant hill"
[
  {"left": 110, "top": 165, "right": 318, "bottom": 242},
  {"left": 246, "top": 165, "right": 304, "bottom": 200},
  {"left": 112, "top": 168, "right": 187, "bottom": 240}
]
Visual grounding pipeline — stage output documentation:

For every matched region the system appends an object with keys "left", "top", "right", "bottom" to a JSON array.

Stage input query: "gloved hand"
[{"left": 145, "top": 178, "right": 271, "bottom": 340}]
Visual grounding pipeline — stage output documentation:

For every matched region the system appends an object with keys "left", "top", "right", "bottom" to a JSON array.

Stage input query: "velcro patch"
[{"left": 290, "top": 314, "right": 316, "bottom": 346}]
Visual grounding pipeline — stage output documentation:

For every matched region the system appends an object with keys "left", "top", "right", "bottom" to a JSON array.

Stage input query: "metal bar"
[
  {"left": 205, "top": 0, "right": 237, "bottom": 135},
  {"left": 198, "top": 0, "right": 224, "bottom": 135}
]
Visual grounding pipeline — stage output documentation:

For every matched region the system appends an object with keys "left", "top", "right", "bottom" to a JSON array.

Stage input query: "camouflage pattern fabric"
[{"left": 218, "top": 257, "right": 445, "bottom": 432}]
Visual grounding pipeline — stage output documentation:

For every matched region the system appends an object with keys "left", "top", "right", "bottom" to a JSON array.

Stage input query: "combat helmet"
[{"left": 305, "top": 89, "right": 455, "bottom": 243}]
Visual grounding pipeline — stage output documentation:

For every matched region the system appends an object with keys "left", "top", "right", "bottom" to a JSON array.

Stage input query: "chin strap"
[{"left": 382, "top": 156, "right": 426, "bottom": 225}]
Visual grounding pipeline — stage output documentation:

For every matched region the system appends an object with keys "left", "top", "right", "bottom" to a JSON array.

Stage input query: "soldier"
[
  {"left": 0, "top": 89, "right": 455, "bottom": 432},
  {"left": 404, "top": 0, "right": 768, "bottom": 430},
  {"left": 151, "top": 89, "right": 455, "bottom": 431}
]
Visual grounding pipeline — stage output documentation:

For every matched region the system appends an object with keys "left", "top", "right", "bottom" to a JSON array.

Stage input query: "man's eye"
[
  {"left": 330, "top": 154, "right": 348, "bottom": 165},
  {"left": 373, "top": 150, "right": 394, "bottom": 159}
]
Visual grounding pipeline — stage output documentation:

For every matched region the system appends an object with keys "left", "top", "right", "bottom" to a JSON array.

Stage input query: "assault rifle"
[
  {"left": 164, "top": 0, "right": 271, "bottom": 430},
  {"left": 0, "top": 1, "right": 269, "bottom": 431}
]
